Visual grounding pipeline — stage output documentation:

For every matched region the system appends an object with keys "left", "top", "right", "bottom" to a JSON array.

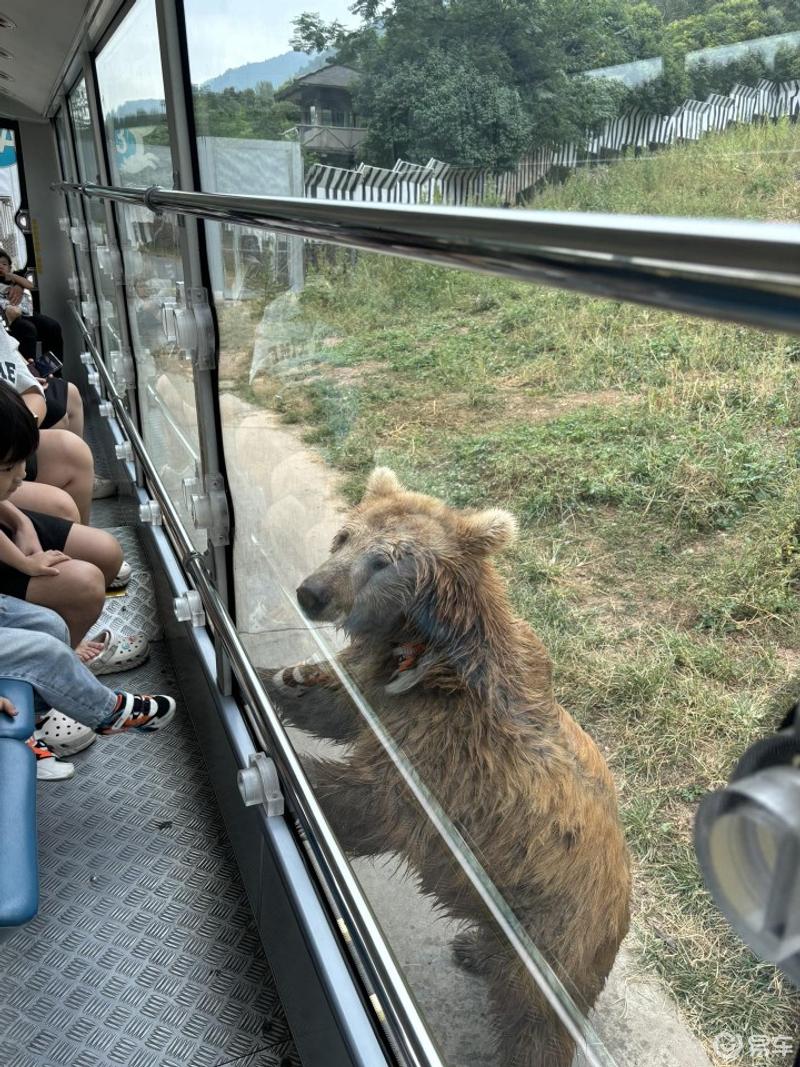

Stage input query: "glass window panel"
[
  {"left": 53, "top": 108, "right": 86, "bottom": 304},
  {"left": 54, "top": 107, "right": 94, "bottom": 310},
  {"left": 95, "top": 0, "right": 172, "bottom": 189},
  {"left": 183, "top": 1, "right": 800, "bottom": 1063},
  {"left": 68, "top": 79, "right": 123, "bottom": 359},
  {"left": 96, "top": 0, "right": 205, "bottom": 553},
  {"left": 64, "top": 83, "right": 98, "bottom": 310},
  {"left": 0, "top": 126, "right": 28, "bottom": 271}
]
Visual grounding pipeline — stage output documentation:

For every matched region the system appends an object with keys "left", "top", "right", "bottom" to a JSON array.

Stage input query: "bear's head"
[{"left": 296, "top": 468, "right": 517, "bottom": 675}]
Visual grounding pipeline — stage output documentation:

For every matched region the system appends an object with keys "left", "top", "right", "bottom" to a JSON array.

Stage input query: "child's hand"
[
  {"left": 20, "top": 549, "right": 70, "bottom": 576},
  {"left": 0, "top": 697, "right": 17, "bottom": 718}
]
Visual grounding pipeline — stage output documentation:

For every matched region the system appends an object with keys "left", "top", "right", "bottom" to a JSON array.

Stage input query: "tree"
[
  {"left": 666, "top": 0, "right": 779, "bottom": 49},
  {"left": 357, "top": 47, "right": 533, "bottom": 168}
]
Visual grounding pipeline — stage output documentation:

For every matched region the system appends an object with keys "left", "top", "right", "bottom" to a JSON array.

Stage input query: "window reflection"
[
  {"left": 95, "top": 0, "right": 172, "bottom": 189},
  {"left": 68, "top": 80, "right": 122, "bottom": 359},
  {"left": 95, "top": 0, "right": 205, "bottom": 552}
]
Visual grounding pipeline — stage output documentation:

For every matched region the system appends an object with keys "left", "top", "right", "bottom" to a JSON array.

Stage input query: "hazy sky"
[
  {"left": 183, "top": 0, "right": 356, "bottom": 83},
  {"left": 96, "top": 0, "right": 356, "bottom": 108}
]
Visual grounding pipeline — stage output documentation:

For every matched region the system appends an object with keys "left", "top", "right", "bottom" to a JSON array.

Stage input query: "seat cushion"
[
  {"left": 0, "top": 678, "right": 35, "bottom": 741},
  {"left": 0, "top": 735, "right": 38, "bottom": 926}
]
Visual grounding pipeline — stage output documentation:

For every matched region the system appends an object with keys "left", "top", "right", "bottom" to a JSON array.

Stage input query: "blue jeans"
[{"left": 0, "top": 596, "right": 117, "bottom": 728}]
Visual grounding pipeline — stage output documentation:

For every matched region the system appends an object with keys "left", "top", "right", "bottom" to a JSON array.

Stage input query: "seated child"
[
  {"left": 0, "top": 380, "right": 136, "bottom": 654},
  {"left": 0, "top": 596, "right": 175, "bottom": 780}
]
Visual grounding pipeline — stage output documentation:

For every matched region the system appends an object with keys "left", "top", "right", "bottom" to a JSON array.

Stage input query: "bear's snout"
[{"left": 297, "top": 579, "right": 332, "bottom": 618}]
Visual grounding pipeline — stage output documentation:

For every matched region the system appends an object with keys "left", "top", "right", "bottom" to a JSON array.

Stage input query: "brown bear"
[{"left": 260, "top": 468, "right": 631, "bottom": 1067}]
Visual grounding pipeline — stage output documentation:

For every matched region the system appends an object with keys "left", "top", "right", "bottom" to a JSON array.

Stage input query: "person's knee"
[
  {"left": 37, "top": 609, "right": 70, "bottom": 645},
  {"left": 90, "top": 531, "right": 123, "bottom": 583},
  {"left": 59, "top": 560, "right": 106, "bottom": 616},
  {"left": 47, "top": 485, "right": 80, "bottom": 522},
  {"left": 40, "top": 428, "right": 94, "bottom": 479}
]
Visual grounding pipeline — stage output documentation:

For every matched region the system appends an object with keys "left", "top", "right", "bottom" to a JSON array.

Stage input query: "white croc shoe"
[
  {"left": 35, "top": 711, "right": 97, "bottom": 757},
  {"left": 85, "top": 629, "right": 150, "bottom": 676}
]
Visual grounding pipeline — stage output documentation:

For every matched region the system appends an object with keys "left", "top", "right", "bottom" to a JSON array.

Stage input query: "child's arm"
[
  {"left": 2, "top": 272, "right": 33, "bottom": 293},
  {"left": 0, "top": 502, "right": 41, "bottom": 556},
  {"left": 0, "top": 526, "right": 68, "bottom": 576}
]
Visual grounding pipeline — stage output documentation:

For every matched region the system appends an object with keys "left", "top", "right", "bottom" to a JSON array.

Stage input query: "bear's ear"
[
  {"left": 364, "top": 467, "right": 403, "bottom": 500},
  {"left": 459, "top": 508, "right": 518, "bottom": 554}
]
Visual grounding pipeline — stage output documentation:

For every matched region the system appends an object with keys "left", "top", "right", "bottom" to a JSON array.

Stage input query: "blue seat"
[{"left": 0, "top": 679, "right": 38, "bottom": 928}]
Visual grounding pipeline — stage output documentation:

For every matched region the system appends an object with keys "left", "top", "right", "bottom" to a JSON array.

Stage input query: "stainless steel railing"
[{"left": 56, "top": 180, "right": 800, "bottom": 335}]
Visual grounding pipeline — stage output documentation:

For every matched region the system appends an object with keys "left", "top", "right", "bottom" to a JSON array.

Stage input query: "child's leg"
[
  {"left": 62, "top": 523, "right": 123, "bottom": 587},
  {"left": 0, "top": 599, "right": 172, "bottom": 736},
  {"left": 0, "top": 619, "right": 117, "bottom": 729},
  {"left": 0, "top": 595, "right": 70, "bottom": 641},
  {"left": 34, "top": 428, "right": 93, "bottom": 524},
  {"left": 26, "top": 558, "right": 105, "bottom": 647}
]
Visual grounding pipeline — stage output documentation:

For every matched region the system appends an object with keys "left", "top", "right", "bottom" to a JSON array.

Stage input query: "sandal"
[
  {"left": 34, "top": 711, "right": 97, "bottom": 757},
  {"left": 84, "top": 630, "right": 150, "bottom": 676}
]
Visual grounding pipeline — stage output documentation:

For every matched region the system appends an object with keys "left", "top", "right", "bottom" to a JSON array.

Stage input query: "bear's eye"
[
  {"left": 332, "top": 531, "right": 349, "bottom": 552},
  {"left": 368, "top": 554, "right": 391, "bottom": 572}
]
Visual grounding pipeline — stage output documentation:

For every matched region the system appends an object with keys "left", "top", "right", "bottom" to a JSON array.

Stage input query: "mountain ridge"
[{"left": 202, "top": 49, "right": 329, "bottom": 93}]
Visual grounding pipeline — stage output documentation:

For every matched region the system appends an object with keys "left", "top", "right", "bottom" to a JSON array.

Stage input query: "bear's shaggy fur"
[{"left": 260, "top": 468, "right": 631, "bottom": 1066}]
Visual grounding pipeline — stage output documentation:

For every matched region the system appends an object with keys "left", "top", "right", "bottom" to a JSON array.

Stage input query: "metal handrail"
[
  {"left": 71, "top": 306, "right": 443, "bottom": 1067},
  {"left": 55, "top": 179, "right": 800, "bottom": 335}
]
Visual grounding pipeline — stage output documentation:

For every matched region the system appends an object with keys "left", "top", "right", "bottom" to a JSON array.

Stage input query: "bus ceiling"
[{"left": 0, "top": 1, "right": 119, "bottom": 121}]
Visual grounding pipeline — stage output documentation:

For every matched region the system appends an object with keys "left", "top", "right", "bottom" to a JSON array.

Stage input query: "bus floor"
[{"left": 0, "top": 416, "right": 300, "bottom": 1067}]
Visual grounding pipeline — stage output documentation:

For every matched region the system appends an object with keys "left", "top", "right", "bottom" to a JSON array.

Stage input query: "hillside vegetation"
[{"left": 238, "top": 120, "right": 800, "bottom": 1063}]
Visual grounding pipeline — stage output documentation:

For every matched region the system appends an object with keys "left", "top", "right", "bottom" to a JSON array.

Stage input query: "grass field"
[{"left": 222, "top": 120, "right": 800, "bottom": 1064}]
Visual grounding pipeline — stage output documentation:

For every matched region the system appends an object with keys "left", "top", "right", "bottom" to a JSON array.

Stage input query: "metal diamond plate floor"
[
  {"left": 1, "top": 408, "right": 301, "bottom": 1067},
  {"left": 3, "top": 641, "right": 299, "bottom": 1067}
]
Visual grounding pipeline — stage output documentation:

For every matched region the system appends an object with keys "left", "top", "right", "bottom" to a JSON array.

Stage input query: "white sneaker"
[
  {"left": 92, "top": 474, "right": 117, "bottom": 500},
  {"left": 27, "top": 735, "right": 75, "bottom": 781},
  {"left": 35, "top": 711, "right": 97, "bottom": 757},
  {"left": 107, "top": 560, "right": 132, "bottom": 590}
]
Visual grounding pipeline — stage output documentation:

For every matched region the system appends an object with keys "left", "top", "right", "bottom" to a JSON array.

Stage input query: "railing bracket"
[{"left": 237, "top": 752, "right": 284, "bottom": 816}]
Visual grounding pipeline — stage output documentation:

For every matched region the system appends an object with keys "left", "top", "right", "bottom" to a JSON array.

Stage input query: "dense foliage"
[
  {"left": 626, "top": 38, "right": 800, "bottom": 111},
  {"left": 289, "top": 0, "right": 800, "bottom": 165},
  {"left": 192, "top": 83, "right": 300, "bottom": 140}
]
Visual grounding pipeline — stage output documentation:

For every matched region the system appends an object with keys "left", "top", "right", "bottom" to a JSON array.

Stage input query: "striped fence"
[{"left": 304, "top": 78, "right": 800, "bottom": 206}]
